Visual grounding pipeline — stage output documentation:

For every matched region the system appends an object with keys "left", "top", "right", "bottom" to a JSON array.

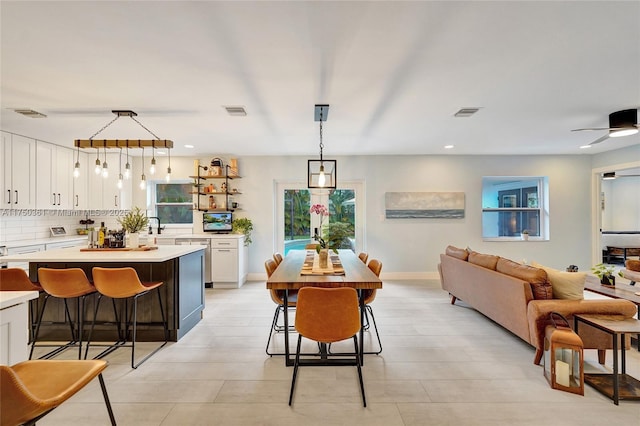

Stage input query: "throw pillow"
[
  {"left": 445, "top": 245, "right": 469, "bottom": 261},
  {"left": 531, "top": 261, "right": 585, "bottom": 300}
]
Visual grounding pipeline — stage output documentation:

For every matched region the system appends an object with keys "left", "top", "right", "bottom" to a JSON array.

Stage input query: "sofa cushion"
[
  {"left": 445, "top": 245, "right": 469, "bottom": 261},
  {"left": 626, "top": 259, "right": 640, "bottom": 272},
  {"left": 532, "top": 262, "right": 585, "bottom": 300},
  {"left": 468, "top": 251, "right": 500, "bottom": 270},
  {"left": 496, "top": 258, "right": 553, "bottom": 300}
]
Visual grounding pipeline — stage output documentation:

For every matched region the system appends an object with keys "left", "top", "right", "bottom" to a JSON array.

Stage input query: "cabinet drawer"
[{"left": 211, "top": 239, "right": 237, "bottom": 249}]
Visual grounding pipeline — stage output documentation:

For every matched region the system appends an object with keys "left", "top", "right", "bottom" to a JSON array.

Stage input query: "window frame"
[
  {"left": 149, "top": 179, "right": 194, "bottom": 228},
  {"left": 481, "top": 176, "right": 549, "bottom": 241}
]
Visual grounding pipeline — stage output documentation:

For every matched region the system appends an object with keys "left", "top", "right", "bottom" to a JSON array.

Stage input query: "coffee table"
[{"left": 574, "top": 314, "right": 640, "bottom": 405}]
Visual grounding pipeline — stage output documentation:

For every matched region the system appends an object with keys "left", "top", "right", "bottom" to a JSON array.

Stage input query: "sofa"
[
  {"left": 438, "top": 246, "right": 637, "bottom": 365},
  {"left": 621, "top": 259, "right": 640, "bottom": 285}
]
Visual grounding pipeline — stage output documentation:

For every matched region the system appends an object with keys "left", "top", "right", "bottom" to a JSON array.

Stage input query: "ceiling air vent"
[
  {"left": 14, "top": 109, "right": 47, "bottom": 118},
  {"left": 223, "top": 106, "right": 247, "bottom": 116},
  {"left": 454, "top": 108, "right": 480, "bottom": 118}
]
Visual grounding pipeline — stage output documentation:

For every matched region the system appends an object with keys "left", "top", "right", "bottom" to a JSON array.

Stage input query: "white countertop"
[
  {"left": 155, "top": 233, "right": 244, "bottom": 240},
  {"left": 0, "top": 291, "right": 39, "bottom": 310},
  {"left": 1, "top": 245, "right": 205, "bottom": 263},
  {"left": 2, "top": 235, "right": 88, "bottom": 249}
]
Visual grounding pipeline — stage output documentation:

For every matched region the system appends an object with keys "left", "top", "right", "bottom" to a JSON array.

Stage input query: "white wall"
[{"left": 602, "top": 176, "right": 640, "bottom": 231}]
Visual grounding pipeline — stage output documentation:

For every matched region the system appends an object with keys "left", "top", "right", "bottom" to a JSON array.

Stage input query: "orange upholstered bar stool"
[
  {"left": 0, "top": 359, "right": 116, "bottom": 426},
  {"left": 289, "top": 287, "right": 366, "bottom": 407},
  {"left": 265, "top": 258, "right": 298, "bottom": 356},
  {"left": 31, "top": 268, "right": 96, "bottom": 360},
  {"left": 87, "top": 267, "right": 168, "bottom": 369},
  {"left": 0, "top": 268, "right": 43, "bottom": 342}
]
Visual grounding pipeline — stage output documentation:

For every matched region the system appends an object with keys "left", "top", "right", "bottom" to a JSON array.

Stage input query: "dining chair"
[
  {"left": 86, "top": 267, "right": 168, "bottom": 369},
  {"left": 265, "top": 259, "right": 297, "bottom": 356},
  {"left": 0, "top": 359, "right": 116, "bottom": 426},
  {"left": 358, "top": 252, "right": 369, "bottom": 264},
  {"left": 31, "top": 268, "right": 97, "bottom": 360},
  {"left": 363, "top": 259, "right": 383, "bottom": 355},
  {"left": 273, "top": 252, "right": 283, "bottom": 266},
  {"left": 0, "top": 268, "right": 43, "bottom": 342},
  {"left": 289, "top": 287, "right": 366, "bottom": 406}
]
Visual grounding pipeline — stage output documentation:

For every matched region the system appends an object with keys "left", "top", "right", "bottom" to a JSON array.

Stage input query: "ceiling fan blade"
[
  {"left": 571, "top": 127, "right": 609, "bottom": 132},
  {"left": 589, "top": 134, "right": 610, "bottom": 145}
]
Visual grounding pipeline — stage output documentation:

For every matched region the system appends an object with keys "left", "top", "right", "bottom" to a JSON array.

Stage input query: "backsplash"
[{"left": 0, "top": 210, "right": 190, "bottom": 244}]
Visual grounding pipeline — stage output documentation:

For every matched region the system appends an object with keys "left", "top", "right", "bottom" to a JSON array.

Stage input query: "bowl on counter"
[{"left": 76, "top": 228, "right": 89, "bottom": 235}]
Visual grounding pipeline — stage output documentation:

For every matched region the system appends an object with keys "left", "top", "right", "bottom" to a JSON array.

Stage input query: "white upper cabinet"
[
  {"left": 72, "top": 150, "right": 89, "bottom": 210},
  {"left": 88, "top": 151, "right": 131, "bottom": 210},
  {"left": 1, "top": 132, "right": 36, "bottom": 209},
  {"left": 36, "top": 142, "right": 74, "bottom": 210}
]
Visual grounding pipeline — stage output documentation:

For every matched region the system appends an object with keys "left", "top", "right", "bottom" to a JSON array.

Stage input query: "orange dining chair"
[
  {"left": 0, "top": 359, "right": 116, "bottom": 426},
  {"left": 0, "top": 268, "right": 43, "bottom": 342},
  {"left": 31, "top": 268, "right": 97, "bottom": 360},
  {"left": 273, "top": 252, "right": 283, "bottom": 266},
  {"left": 363, "top": 259, "right": 383, "bottom": 355},
  {"left": 358, "top": 252, "right": 369, "bottom": 264},
  {"left": 86, "top": 267, "right": 168, "bottom": 369},
  {"left": 265, "top": 259, "right": 297, "bottom": 356},
  {"left": 289, "top": 287, "right": 366, "bottom": 406}
]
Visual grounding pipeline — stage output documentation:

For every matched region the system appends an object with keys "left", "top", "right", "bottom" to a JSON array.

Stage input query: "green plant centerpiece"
[
  {"left": 117, "top": 207, "right": 149, "bottom": 234},
  {"left": 232, "top": 217, "right": 253, "bottom": 246},
  {"left": 318, "top": 222, "right": 353, "bottom": 254},
  {"left": 591, "top": 263, "right": 617, "bottom": 286}
]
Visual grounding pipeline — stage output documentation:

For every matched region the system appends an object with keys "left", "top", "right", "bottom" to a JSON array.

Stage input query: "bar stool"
[
  {"left": 31, "top": 268, "right": 97, "bottom": 360},
  {"left": 86, "top": 267, "right": 168, "bottom": 369},
  {"left": 0, "top": 268, "right": 43, "bottom": 342}
]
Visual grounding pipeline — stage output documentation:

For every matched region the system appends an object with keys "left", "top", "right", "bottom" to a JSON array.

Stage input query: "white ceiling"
[{"left": 1, "top": 1, "right": 639, "bottom": 157}]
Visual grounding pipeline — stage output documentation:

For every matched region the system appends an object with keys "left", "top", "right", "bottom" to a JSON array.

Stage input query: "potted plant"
[
  {"left": 117, "top": 207, "right": 149, "bottom": 248},
  {"left": 521, "top": 229, "right": 530, "bottom": 241},
  {"left": 320, "top": 222, "right": 353, "bottom": 253},
  {"left": 591, "top": 263, "right": 616, "bottom": 286},
  {"left": 232, "top": 217, "right": 253, "bottom": 246}
]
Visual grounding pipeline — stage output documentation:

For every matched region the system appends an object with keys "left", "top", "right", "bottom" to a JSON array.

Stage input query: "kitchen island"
[{"left": 2, "top": 245, "right": 205, "bottom": 342}]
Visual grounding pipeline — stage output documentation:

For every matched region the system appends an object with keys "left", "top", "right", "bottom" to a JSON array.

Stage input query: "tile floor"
[{"left": 35, "top": 279, "right": 640, "bottom": 425}]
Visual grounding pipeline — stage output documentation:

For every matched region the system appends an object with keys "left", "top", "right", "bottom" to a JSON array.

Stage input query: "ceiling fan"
[{"left": 572, "top": 108, "right": 639, "bottom": 145}]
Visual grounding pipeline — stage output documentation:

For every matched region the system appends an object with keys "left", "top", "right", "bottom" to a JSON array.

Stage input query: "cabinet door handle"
[
  {"left": 52, "top": 193, "right": 56, "bottom": 206},
  {"left": 6, "top": 189, "right": 11, "bottom": 204},
  {"left": 114, "top": 195, "right": 118, "bottom": 207},
  {"left": 57, "top": 193, "right": 61, "bottom": 205},
  {"left": 218, "top": 249, "right": 231, "bottom": 252},
  {"left": 75, "top": 195, "right": 79, "bottom": 207},
  {"left": 14, "top": 190, "right": 18, "bottom": 204},
  {"left": 219, "top": 242, "right": 231, "bottom": 245}
]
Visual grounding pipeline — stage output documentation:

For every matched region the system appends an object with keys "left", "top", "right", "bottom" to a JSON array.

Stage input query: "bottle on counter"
[{"left": 98, "top": 222, "right": 106, "bottom": 248}]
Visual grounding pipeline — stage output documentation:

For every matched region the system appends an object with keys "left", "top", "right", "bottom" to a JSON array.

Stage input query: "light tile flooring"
[{"left": 35, "top": 280, "right": 640, "bottom": 425}]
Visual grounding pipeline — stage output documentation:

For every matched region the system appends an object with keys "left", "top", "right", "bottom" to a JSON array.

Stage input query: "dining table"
[{"left": 266, "top": 249, "right": 383, "bottom": 367}]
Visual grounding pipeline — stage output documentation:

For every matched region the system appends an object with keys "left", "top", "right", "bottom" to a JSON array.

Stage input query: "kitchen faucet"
[{"left": 148, "top": 217, "right": 164, "bottom": 235}]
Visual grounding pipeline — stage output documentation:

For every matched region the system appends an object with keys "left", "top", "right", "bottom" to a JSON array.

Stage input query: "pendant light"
[
  {"left": 308, "top": 104, "right": 336, "bottom": 189},
  {"left": 94, "top": 147, "right": 102, "bottom": 175},
  {"left": 149, "top": 141, "right": 156, "bottom": 175},
  {"left": 124, "top": 143, "right": 131, "bottom": 179},
  {"left": 73, "top": 143, "right": 81, "bottom": 178},
  {"left": 165, "top": 145, "right": 172, "bottom": 182},
  {"left": 117, "top": 147, "right": 124, "bottom": 189},
  {"left": 139, "top": 147, "right": 146, "bottom": 190},
  {"left": 101, "top": 147, "right": 109, "bottom": 178}
]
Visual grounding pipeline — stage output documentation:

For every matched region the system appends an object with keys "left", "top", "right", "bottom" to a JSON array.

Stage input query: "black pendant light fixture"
[{"left": 308, "top": 104, "right": 336, "bottom": 189}]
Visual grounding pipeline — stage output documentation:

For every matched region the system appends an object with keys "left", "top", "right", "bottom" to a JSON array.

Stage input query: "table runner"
[{"left": 300, "top": 250, "right": 345, "bottom": 276}]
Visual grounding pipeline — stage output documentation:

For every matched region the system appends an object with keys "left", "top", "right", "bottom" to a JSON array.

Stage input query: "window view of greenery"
[
  {"left": 283, "top": 189, "right": 355, "bottom": 254},
  {"left": 155, "top": 183, "right": 193, "bottom": 224},
  {"left": 481, "top": 177, "right": 548, "bottom": 239}
]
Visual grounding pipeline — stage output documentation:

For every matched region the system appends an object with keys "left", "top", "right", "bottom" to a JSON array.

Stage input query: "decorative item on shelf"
[
  {"left": 543, "top": 312, "right": 584, "bottom": 395},
  {"left": 308, "top": 104, "right": 336, "bottom": 189},
  {"left": 521, "top": 229, "right": 529, "bottom": 241},
  {"left": 210, "top": 158, "right": 223, "bottom": 176},
  {"left": 209, "top": 196, "right": 216, "bottom": 210},
  {"left": 591, "top": 263, "right": 616, "bottom": 286},
  {"left": 232, "top": 217, "right": 253, "bottom": 246},
  {"left": 116, "top": 206, "right": 149, "bottom": 248},
  {"left": 221, "top": 182, "right": 227, "bottom": 193},
  {"left": 229, "top": 158, "right": 239, "bottom": 176},
  {"left": 231, "top": 201, "right": 238, "bottom": 209}
]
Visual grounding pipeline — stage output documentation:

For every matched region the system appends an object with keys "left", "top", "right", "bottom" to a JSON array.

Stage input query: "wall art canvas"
[{"left": 385, "top": 192, "right": 465, "bottom": 219}]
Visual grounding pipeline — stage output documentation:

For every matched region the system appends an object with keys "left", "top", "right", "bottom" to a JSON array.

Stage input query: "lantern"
[{"left": 543, "top": 313, "right": 584, "bottom": 395}]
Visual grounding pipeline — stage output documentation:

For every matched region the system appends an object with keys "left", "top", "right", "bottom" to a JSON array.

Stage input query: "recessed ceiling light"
[
  {"left": 184, "top": 144, "right": 194, "bottom": 149},
  {"left": 444, "top": 145, "right": 454, "bottom": 149},
  {"left": 579, "top": 145, "right": 592, "bottom": 149},
  {"left": 454, "top": 108, "right": 480, "bottom": 117}
]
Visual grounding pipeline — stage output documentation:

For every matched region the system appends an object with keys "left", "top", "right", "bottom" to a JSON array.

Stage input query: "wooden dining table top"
[{"left": 266, "top": 249, "right": 382, "bottom": 290}]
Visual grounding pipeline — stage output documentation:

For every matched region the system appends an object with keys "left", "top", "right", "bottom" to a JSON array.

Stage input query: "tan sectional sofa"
[{"left": 438, "top": 246, "right": 637, "bottom": 365}]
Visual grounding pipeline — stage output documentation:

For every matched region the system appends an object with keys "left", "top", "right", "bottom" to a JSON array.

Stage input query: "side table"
[{"left": 574, "top": 314, "right": 640, "bottom": 405}]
